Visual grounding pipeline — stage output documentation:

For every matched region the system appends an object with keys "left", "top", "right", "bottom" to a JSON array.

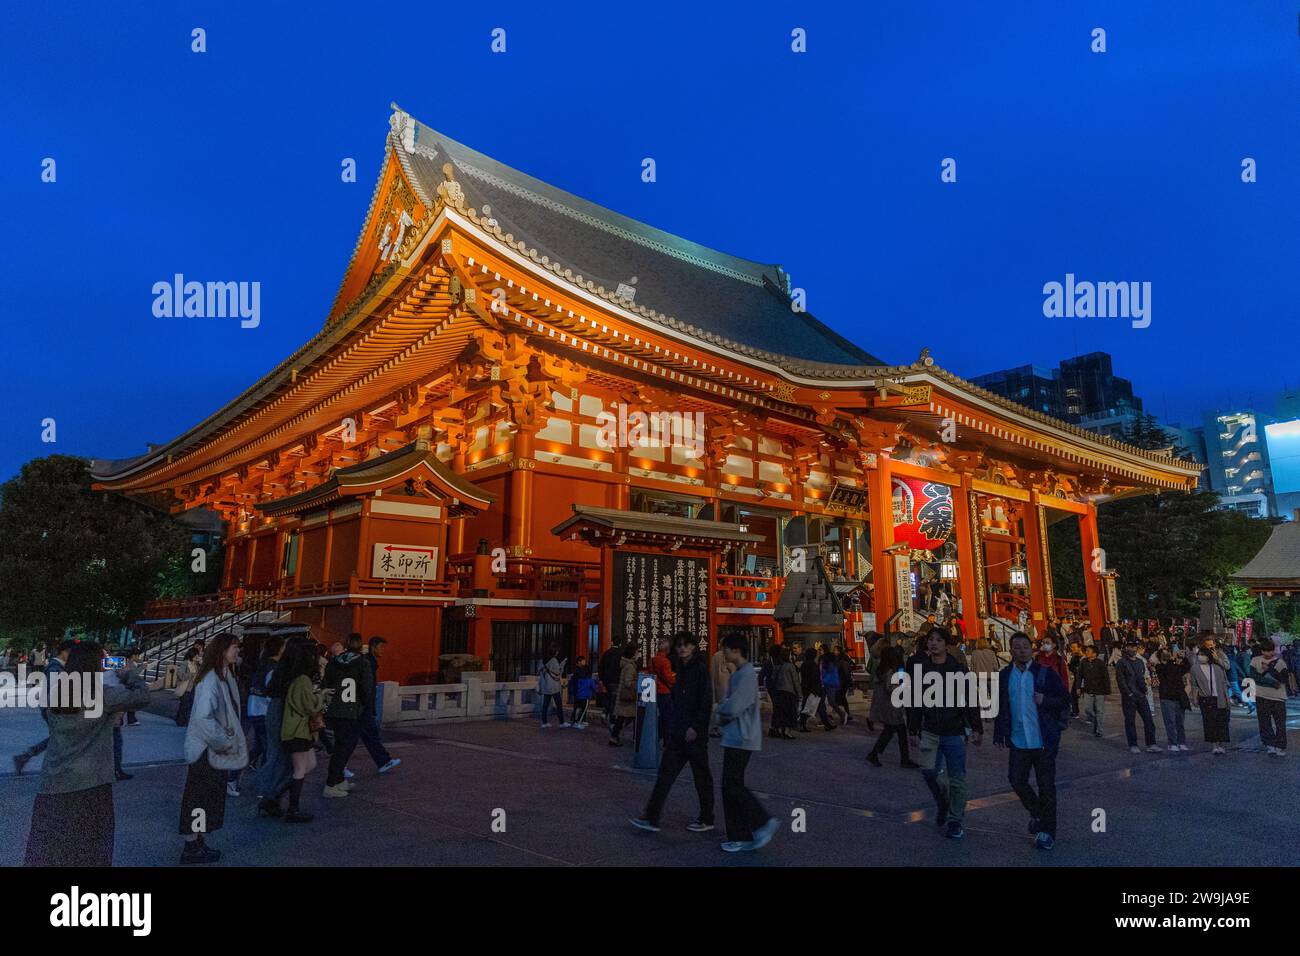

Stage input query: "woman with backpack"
[{"left": 178, "top": 632, "right": 247, "bottom": 864}]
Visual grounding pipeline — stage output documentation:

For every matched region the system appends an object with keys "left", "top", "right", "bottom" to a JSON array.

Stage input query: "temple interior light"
[
  {"left": 939, "top": 558, "right": 959, "bottom": 581},
  {"left": 1009, "top": 565, "right": 1029, "bottom": 587}
]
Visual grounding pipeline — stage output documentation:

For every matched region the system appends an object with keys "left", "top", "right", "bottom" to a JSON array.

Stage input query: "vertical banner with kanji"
[{"left": 611, "top": 551, "right": 710, "bottom": 662}]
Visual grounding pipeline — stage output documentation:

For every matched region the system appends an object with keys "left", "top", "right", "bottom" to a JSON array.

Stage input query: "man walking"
[
  {"left": 994, "top": 633, "right": 1069, "bottom": 851},
  {"left": 1115, "top": 640, "right": 1161, "bottom": 754},
  {"left": 322, "top": 633, "right": 368, "bottom": 798},
  {"left": 714, "top": 634, "right": 778, "bottom": 853},
  {"left": 906, "top": 627, "right": 983, "bottom": 841},
  {"left": 1077, "top": 644, "right": 1110, "bottom": 737},
  {"left": 599, "top": 638, "right": 625, "bottom": 725},
  {"left": 356, "top": 636, "right": 400, "bottom": 774},
  {"left": 630, "top": 631, "right": 715, "bottom": 834},
  {"left": 709, "top": 640, "right": 734, "bottom": 737}
]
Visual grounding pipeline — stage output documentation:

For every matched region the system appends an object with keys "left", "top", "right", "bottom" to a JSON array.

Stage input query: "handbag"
[{"left": 801, "top": 693, "right": 822, "bottom": 717}]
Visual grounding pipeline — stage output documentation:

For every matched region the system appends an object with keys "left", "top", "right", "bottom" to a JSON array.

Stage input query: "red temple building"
[{"left": 94, "top": 105, "right": 1201, "bottom": 684}]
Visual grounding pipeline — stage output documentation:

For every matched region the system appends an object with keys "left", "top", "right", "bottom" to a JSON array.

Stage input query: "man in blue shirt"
[{"left": 994, "top": 632, "right": 1069, "bottom": 850}]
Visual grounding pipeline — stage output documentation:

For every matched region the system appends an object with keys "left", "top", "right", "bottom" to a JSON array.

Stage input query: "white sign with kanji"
[{"left": 372, "top": 543, "right": 439, "bottom": 580}]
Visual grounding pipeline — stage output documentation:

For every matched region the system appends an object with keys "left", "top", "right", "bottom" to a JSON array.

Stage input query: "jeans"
[
  {"left": 1257, "top": 697, "right": 1287, "bottom": 750},
  {"left": 1008, "top": 746, "right": 1057, "bottom": 837},
  {"left": 358, "top": 711, "right": 392, "bottom": 768},
  {"left": 325, "top": 716, "right": 360, "bottom": 787},
  {"left": 1120, "top": 693, "right": 1156, "bottom": 747},
  {"left": 721, "top": 747, "right": 768, "bottom": 842},
  {"left": 541, "top": 693, "right": 566, "bottom": 725},
  {"left": 643, "top": 736, "right": 714, "bottom": 825},
  {"left": 918, "top": 732, "right": 968, "bottom": 824},
  {"left": 1159, "top": 699, "right": 1186, "bottom": 746},
  {"left": 255, "top": 697, "right": 292, "bottom": 800},
  {"left": 1082, "top": 694, "right": 1106, "bottom": 735},
  {"left": 247, "top": 714, "right": 268, "bottom": 768},
  {"left": 571, "top": 698, "right": 590, "bottom": 725}
]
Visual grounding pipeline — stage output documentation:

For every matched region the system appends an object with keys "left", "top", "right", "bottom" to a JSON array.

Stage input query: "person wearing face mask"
[
  {"left": 1188, "top": 634, "right": 1231, "bottom": 755},
  {"left": 1034, "top": 637, "right": 1069, "bottom": 693}
]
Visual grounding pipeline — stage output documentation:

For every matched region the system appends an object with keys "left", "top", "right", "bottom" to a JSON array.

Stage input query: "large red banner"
[{"left": 890, "top": 476, "right": 953, "bottom": 551}]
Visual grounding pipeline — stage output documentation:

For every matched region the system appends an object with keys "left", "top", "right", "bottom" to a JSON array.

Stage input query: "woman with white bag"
[{"left": 177, "top": 631, "right": 247, "bottom": 864}]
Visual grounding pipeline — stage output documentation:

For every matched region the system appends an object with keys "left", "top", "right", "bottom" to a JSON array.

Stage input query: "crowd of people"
[{"left": 10, "top": 611, "right": 1292, "bottom": 864}]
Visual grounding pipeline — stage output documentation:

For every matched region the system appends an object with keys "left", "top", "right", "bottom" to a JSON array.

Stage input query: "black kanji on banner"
[{"left": 612, "top": 551, "right": 710, "bottom": 661}]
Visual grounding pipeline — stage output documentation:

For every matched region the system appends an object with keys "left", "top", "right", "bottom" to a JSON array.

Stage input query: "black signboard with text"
[{"left": 612, "top": 550, "right": 710, "bottom": 660}]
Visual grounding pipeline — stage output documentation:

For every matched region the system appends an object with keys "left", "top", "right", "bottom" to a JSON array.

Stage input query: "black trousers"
[
  {"left": 868, "top": 724, "right": 911, "bottom": 762},
  {"left": 1120, "top": 693, "right": 1156, "bottom": 747},
  {"left": 325, "top": 717, "right": 360, "bottom": 787},
  {"left": 643, "top": 736, "right": 714, "bottom": 825},
  {"left": 1007, "top": 746, "right": 1057, "bottom": 838},
  {"left": 1257, "top": 697, "right": 1286, "bottom": 750},
  {"left": 721, "top": 747, "right": 769, "bottom": 842}
]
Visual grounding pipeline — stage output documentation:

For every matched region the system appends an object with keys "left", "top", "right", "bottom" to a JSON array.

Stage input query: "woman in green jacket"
[{"left": 278, "top": 641, "right": 330, "bottom": 823}]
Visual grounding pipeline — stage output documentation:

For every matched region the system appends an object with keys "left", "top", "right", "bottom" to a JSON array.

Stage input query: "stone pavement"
[{"left": 0, "top": 693, "right": 1293, "bottom": 867}]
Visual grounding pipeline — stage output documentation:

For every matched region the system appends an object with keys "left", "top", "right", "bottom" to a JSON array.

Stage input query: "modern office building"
[
  {"left": 1203, "top": 409, "right": 1274, "bottom": 518},
  {"left": 972, "top": 352, "right": 1146, "bottom": 440}
]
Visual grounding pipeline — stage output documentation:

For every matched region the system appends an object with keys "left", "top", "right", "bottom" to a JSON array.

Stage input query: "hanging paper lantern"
[{"left": 891, "top": 477, "right": 953, "bottom": 551}]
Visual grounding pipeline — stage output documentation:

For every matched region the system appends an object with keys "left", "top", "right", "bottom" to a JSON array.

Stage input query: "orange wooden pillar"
[
  {"left": 1078, "top": 503, "right": 1107, "bottom": 639},
  {"left": 508, "top": 428, "right": 536, "bottom": 557},
  {"left": 1021, "top": 494, "right": 1051, "bottom": 631},
  {"left": 468, "top": 547, "right": 493, "bottom": 661},
  {"left": 952, "top": 474, "right": 982, "bottom": 638},
  {"left": 866, "top": 454, "right": 896, "bottom": 627}
]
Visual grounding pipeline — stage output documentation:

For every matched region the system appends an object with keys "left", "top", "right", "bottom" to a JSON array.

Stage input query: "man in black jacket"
[
  {"left": 599, "top": 639, "right": 625, "bottom": 724},
  {"left": 906, "top": 628, "right": 983, "bottom": 841},
  {"left": 630, "top": 630, "right": 716, "bottom": 833},
  {"left": 1077, "top": 644, "right": 1111, "bottom": 737},
  {"left": 323, "top": 633, "right": 369, "bottom": 797}
]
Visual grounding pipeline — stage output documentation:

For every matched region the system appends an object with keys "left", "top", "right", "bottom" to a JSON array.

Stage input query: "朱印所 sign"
[{"left": 372, "top": 542, "right": 439, "bottom": 580}]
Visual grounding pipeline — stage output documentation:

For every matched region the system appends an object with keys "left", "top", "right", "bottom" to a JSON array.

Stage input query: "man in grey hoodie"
[{"left": 714, "top": 634, "right": 779, "bottom": 853}]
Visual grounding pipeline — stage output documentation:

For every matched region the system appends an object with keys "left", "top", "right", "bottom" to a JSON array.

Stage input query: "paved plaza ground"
[{"left": 0, "top": 691, "right": 1294, "bottom": 867}]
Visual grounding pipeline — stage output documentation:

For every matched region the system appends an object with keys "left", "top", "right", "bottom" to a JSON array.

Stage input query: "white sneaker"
[
  {"left": 1178, "top": 744, "right": 1190, "bottom": 751},
  {"left": 1146, "top": 745, "right": 1162, "bottom": 753},
  {"left": 1168, "top": 745, "right": 1179, "bottom": 753},
  {"left": 574, "top": 723, "right": 587, "bottom": 730},
  {"left": 561, "top": 722, "right": 572, "bottom": 728},
  {"left": 378, "top": 758, "right": 401, "bottom": 774},
  {"left": 1267, "top": 746, "right": 1277, "bottom": 755},
  {"left": 1213, "top": 745, "right": 1225, "bottom": 755},
  {"left": 323, "top": 783, "right": 349, "bottom": 798},
  {"left": 540, "top": 723, "right": 551, "bottom": 729},
  {"left": 1129, "top": 746, "right": 1140, "bottom": 754},
  {"left": 1276, "top": 749, "right": 1287, "bottom": 757}
]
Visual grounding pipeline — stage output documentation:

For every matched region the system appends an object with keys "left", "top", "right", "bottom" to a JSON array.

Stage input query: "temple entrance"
[
  {"left": 717, "top": 623, "right": 776, "bottom": 663},
  {"left": 490, "top": 620, "right": 574, "bottom": 682},
  {"left": 976, "top": 493, "right": 1032, "bottom": 625},
  {"left": 1045, "top": 511, "right": 1088, "bottom": 622}
]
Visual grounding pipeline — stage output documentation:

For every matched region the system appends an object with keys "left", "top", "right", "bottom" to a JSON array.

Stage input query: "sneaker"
[
  {"left": 1035, "top": 832, "right": 1055, "bottom": 851},
  {"left": 1129, "top": 746, "right": 1140, "bottom": 754},
  {"left": 540, "top": 723, "right": 551, "bottom": 729},
  {"left": 574, "top": 723, "right": 587, "bottom": 730},
  {"left": 342, "top": 778, "right": 356, "bottom": 791},
  {"left": 13, "top": 753, "right": 30, "bottom": 776},
  {"left": 378, "top": 758, "right": 401, "bottom": 774},
  {"left": 560, "top": 722, "right": 572, "bottom": 728},
  {"left": 629, "top": 817, "right": 661, "bottom": 832},
  {"left": 225, "top": 781, "right": 239, "bottom": 797},
  {"left": 751, "top": 817, "right": 779, "bottom": 850},
  {"left": 1178, "top": 744, "right": 1190, "bottom": 751},
  {"left": 1276, "top": 749, "right": 1287, "bottom": 757},
  {"left": 343, "top": 768, "right": 355, "bottom": 780},
  {"left": 1146, "top": 745, "right": 1162, "bottom": 753},
  {"left": 686, "top": 819, "right": 715, "bottom": 832},
  {"left": 1094, "top": 731, "right": 1103, "bottom": 738},
  {"left": 720, "top": 841, "right": 748, "bottom": 853},
  {"left": 1168, "top": 745, "right": 1179, "bottom": 753},
  {"left": 1267, "top": 746, "right": 1277, "bottom": 756},
  {"left": 865, "top": 752, "right": 882, "bottom": 767},
  {"left": 944, "top": 821, "right": 964, "bottom": 840},
  {"left": 1213, "top": 745, "right": 1225, "bottom": 755},
  {"left": 323, "top": 783, "right": 349, "bottom": 798},
  {"left": 608, "top": 739, "right": 622, "bottom": 747}
]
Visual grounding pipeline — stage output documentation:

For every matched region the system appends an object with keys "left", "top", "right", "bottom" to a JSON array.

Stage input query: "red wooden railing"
[
  {"left": 1053, "top": 597, "right": 1089, "bottom": 619},
  {"left": 715, "top": 574, "right": 784, "bottom": 610}
]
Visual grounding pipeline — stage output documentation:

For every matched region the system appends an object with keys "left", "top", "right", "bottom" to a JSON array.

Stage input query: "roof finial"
[
  {"left": 916, "top": 348, "right": 934, "bottom": 368},
  {"left": 388, "top": 103, "right": 414, "bottom": 151}
]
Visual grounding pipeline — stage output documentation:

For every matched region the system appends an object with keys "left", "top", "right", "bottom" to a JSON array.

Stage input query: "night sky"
[{"left": 1, "top": 1, "right": 1295, "bottom": 481}]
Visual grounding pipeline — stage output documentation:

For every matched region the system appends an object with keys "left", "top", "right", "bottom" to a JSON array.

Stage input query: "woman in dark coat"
[
  {"left": 866, "top": 642, "right": 918, "bottom": 767},
  {"left": 799, "top": 648, "right": 834, "bottom": 732}
]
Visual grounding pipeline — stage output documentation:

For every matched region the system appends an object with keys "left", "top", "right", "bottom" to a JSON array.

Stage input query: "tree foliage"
[{"left": 0, "top": 455, "right": 190, "bottom": 644}]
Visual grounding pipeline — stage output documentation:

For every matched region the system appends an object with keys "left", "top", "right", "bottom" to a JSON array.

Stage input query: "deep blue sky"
[{"left": 1, "top": 1, "right": 1295, "bottom": 480}]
